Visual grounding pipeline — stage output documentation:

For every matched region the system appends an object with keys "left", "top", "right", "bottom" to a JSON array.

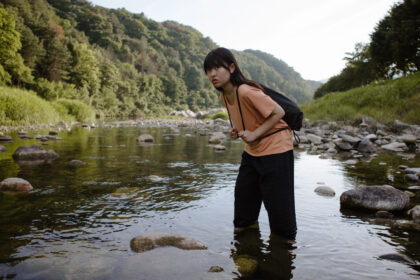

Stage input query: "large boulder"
[
  {"left": 340, "top": 185, "right": 410, "bottom": 211},
  {"left": 130, "top": 233, "right": 207, "bottom": 253},
  {"left": 0, "top": 178, "right": 33, "bottom": 192},
  {"left": 12, "top": 145, "right": 59, "bottom": 164}
]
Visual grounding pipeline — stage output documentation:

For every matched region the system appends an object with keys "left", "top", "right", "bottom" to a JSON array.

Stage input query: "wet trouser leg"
[{"left": 234, "top": 150, "right": 296, "bottom": 239}]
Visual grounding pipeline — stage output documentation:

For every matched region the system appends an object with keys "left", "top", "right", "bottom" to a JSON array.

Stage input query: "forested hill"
[{"left": 0, "top": 0, "right": 319, "bottom": 118}]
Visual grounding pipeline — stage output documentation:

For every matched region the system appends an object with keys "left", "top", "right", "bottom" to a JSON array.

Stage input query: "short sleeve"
[{"left": 242, "top": 87, "right": 276, "bottom": 118}]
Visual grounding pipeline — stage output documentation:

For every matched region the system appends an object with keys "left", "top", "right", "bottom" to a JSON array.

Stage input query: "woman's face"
[{"left": 206, "top": 64, "right": 234, "bottom": 89}]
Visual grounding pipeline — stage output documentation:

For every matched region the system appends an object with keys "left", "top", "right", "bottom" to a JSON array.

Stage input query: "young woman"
[{"left": 203, "top": 47, "right": 297, "bottom": 239}]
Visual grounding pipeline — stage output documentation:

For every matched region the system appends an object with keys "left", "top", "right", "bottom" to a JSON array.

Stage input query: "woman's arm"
[{"left": 238, "top": 104, "right": 285, "bottom": 143}]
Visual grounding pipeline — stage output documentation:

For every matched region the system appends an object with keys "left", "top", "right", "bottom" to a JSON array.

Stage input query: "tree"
[{"left": 0, "top": 8, "right": 32, "bottom": 85}]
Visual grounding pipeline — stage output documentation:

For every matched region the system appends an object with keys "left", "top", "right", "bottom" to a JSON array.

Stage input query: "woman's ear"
[{"left": 229, "top": 63, "right": 235, "bottom": 74}]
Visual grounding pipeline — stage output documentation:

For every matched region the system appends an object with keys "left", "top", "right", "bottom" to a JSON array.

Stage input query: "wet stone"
[
  {"left": 0, "top": 178, "right": 33, "bottom": 192},
  {"left": 0, "top": 135, "right": 12, "bottom": 142},
  {"left": 340, "top": 185, "right": 410, "bottom": 211},
  {"left": 137, "top": 134, "right": 154, "bottom": 142},
  {"left": 314, "top": 186, "right": 335, "bottom": 197},
  {"left": 208, "top": 266, "right": 224, "bottom": 273},
  {"left": 130, "top": 233, "right": 207, "bottom": 253},
  {"left": 375, "top": 210, "right": 394, "bottom": 219},
  {"left": 378, "top": 253, "right": 416, "bottom": 265}
]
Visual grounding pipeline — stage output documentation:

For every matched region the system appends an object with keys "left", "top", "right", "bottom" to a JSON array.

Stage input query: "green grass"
[
  {"left": 202, "top": 112, "right": 229, "bottom": 120},
  {"left": 0, "top": 86, "right": 96, "bottom": 126},
  {"left": 301, "top": 72, "right": 420, "bottom": 124}
]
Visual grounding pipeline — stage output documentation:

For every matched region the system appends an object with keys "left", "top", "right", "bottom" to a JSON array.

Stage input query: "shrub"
[{"left": 53, "top": 99, "right": 96, "bottom": 122}]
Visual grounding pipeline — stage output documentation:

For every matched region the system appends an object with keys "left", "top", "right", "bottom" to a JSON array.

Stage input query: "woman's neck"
[{"left": 222, "top": 83, "right": 237, "bottom": 104}]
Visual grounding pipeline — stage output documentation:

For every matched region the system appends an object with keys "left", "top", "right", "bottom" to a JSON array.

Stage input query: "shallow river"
[{"left": 0, "top": 126, "right": 419, "bottom": 279}]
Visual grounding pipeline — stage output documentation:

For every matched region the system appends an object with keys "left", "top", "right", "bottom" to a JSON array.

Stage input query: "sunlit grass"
[{"left": 301, "top": 72, "right": 420, "bottom": 124}]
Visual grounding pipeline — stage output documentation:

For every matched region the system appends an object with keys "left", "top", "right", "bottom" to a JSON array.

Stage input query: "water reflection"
[
  {"left": 232, "top": 228, "right": 295, "bottom": 279},
  {"left": 0, "top": 126, "right": 419, "bottom": 279}
]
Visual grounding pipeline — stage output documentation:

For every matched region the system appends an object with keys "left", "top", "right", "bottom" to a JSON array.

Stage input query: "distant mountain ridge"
[{"left": 0, "top": 0, "right": 319, "bottom": 117}]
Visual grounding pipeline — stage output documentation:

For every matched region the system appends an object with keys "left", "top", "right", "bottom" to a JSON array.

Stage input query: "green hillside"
[
  {"left": 301, "top": 72, "right": 420, "bottom": 124},
  {"left": 0, "top": 0, "right": 317, "bottom": 123}
]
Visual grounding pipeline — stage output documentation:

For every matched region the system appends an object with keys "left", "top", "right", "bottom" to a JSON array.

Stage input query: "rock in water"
[
  {"left": 137, "top": 134, "right": 154, "bottom": 143},
  {"left": 340, "top": 185, "right": 410, "bottom": 211},
  {"left": 13, "top": 145, "right": 59, "bottom": 160},
  {"left": 0, "top": 178, "right": 33, "bottom": 192},
  {"left": 130, "top": 233, "right": 207, "bottom": 253},
  {"left": 234, "top": 255, "right": 258, "bottom": 278},
  {"left": 314, "top": 186, "right": 335, "bottom": 196}
]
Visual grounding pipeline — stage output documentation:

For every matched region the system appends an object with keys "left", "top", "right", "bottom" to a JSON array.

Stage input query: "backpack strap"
[
  {"left": 236, "top": 87, "right": 246, "bottom": 131},
  {"left": 222, "top": 93, "right": 233, "bottom": 128}
]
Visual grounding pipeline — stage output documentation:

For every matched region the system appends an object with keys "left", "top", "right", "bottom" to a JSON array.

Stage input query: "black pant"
[{"left": 234, "top": 150, "right": 296, "bottom": 238}]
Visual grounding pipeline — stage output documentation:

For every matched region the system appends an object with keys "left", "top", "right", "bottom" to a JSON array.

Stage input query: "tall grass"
[
  {"left": 301, "top": 72, "right": 420, "bottom": 124},
  {"left": 0, "top": 86, "right": 96, "bottom": 126}
]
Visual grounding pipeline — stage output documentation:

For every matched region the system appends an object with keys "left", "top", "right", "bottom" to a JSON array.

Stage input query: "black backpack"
[{"left": 223, "top": 84, "right": 303, "bottom": 141}]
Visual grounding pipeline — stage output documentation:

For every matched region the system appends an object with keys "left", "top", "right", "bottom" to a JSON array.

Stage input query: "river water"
[{"left": 0, "top": 125, "right": 419, "bottom": 279}]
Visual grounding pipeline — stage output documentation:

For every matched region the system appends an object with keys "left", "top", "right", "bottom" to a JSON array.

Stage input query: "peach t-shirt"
[{"left": 221, "top": 84, "right": 293, "bottom": 156}]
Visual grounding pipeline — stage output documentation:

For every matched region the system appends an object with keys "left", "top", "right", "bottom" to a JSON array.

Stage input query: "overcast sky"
[{"left": 89, "top": 0, "right": 399, "bottom": 81}]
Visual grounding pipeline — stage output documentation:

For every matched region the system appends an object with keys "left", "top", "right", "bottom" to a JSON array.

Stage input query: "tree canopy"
[
  {"left": 0, "top": 0, "right": 318, "bottom": 117},
  {"left": 314, "top": 0, "right": 419, "bottom": 99}
]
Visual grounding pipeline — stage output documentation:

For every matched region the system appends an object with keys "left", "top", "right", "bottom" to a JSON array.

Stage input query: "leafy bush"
[
  {"left": 0, "top": 86, "right": 61, "bottom": 126},
  {"left": 53, "top": 99, "right": 96, "bottom": 122}
]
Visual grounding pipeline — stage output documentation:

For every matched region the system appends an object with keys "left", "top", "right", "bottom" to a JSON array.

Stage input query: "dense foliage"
[
  {"left": 302, "top": 72, "right": 420, "bottom": 124},
  {"left": 314, "top": 0, "right": 419, "bottom": 99},
  {"left": 0, "top": 0, "right": 317, "bottom": 121}
]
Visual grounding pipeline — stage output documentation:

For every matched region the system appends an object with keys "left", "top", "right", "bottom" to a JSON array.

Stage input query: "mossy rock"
[{"left": 234, "top": 254, "right": 258, "bottom": 278}]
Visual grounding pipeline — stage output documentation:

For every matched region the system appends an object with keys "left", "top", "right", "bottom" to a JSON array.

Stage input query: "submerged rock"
[
  {"left": 340, "top": 185, "right": 410, "bottom": 211},
  {"left": 233, "top": 255, "right": 258, "bottom": 278},
  {"left": 378, "top": 253, "right": 416, "bottom": 265},
  {"left": 0, "top": 178, "right": 33, "bottom": 192},
  {"left": 0, "top": 145, "right": 5, "bottom": 153},
  {"left": 130, "top": 232, "right": 207, "bottom": 253},
  {"left": 69, "top": 160, "right": 86, "bottom": 166}
]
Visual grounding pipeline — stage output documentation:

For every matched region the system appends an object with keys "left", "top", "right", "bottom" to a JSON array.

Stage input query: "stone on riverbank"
[
  {"left": 208, "top": 266, "right": 224, "bottom": 272},
  {"left": 340, "top": 185, "right": 410, "bottom": 211},
  {"left": 408, "top": 206, "right": 420, "bottom": 224},
  {"left": 381, "top": 142, "right": 408, "bottom": 152},
  {"left": 130, "top": 233, "right": 207, "bottom": 253},
  {"left": 357, "top": 138, "right": 377, "bottom": 153},
  {"left": 0, "top": 178, "right": 33, "bottom": 192},
  {"left": 12, "top": 145, "right": 59, "bottom": 164},
  {"left": 0, "top": 135, "right": 12, "bottom": 142},
  {"left": 137, "top": 134, "right": 154, "bottom": 143}
]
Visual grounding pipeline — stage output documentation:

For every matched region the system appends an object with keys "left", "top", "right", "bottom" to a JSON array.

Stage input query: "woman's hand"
[
  {"left": 238, "top": 130, "right": 257, "bottom": 143},
  {"left": 229, "top": 128, "right": 239, "bottom": 139}
]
